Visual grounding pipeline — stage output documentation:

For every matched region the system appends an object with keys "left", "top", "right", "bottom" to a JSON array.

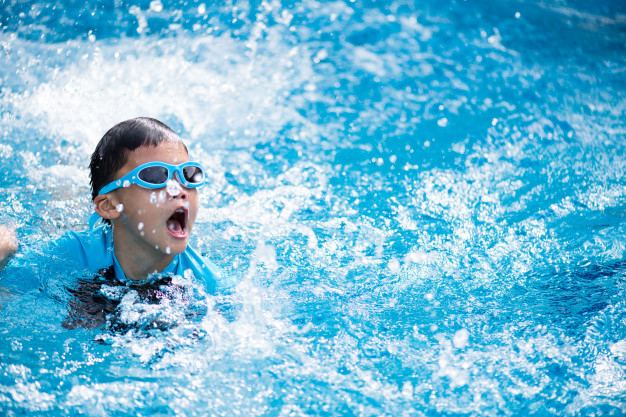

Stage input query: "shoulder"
[{"left": 58, "top": 226, "right": 114, "bottom": 271}]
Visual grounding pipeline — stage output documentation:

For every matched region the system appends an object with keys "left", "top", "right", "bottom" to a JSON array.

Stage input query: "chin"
[{"left": 166, "top": 241, "right": 188, "bottom": 255}]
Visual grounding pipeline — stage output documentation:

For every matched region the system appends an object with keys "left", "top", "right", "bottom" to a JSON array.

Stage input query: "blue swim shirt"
[{"left": 60, "top": 225, "right": 219, "bottom": 293}]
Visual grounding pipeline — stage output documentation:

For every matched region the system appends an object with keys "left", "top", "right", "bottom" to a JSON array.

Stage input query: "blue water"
[{"left": 1, "top": 0, "right": 625, "bottom": 415}]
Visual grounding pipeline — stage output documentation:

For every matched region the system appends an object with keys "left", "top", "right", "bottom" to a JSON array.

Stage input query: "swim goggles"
[
  {"left": 97, "top": 161, "right": 206, "bottom": 195},
  {"left": 89, "top": 161, "right": 205, "bottom": 228}
]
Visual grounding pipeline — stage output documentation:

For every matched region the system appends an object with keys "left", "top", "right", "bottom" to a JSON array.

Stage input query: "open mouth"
[{"left": 166, "top": 207, "right": 188, "bottom": 238}]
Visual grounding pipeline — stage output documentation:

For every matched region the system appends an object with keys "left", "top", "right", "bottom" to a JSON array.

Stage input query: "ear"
[{"left": 93, "top": 194, "right": 122, "bottom": 221}]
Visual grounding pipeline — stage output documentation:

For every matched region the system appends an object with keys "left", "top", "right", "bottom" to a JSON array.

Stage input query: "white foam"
[{"left": 3, "top": 27, "right": 315, "bottom": 153}]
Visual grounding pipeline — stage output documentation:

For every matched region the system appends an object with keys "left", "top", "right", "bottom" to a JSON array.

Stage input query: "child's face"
[{"left": 111, "top": 141, "right": 199, "bottom": 258}]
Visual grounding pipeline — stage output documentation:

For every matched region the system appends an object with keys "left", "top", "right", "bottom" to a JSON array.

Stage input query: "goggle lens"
[
  {"left": 138, "top": 166, "right": 170, "bottom": 184},
  {"left": 136, "top": 164, "right": 205, "bottom": 186},
  {"left": 183, "top": 166, "right": 204, "bottom": 184}
]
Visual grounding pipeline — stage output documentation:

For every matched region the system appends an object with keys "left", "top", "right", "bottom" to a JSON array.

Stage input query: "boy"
[{"left": 0, "top": 117, "right": 219, "bottom": 293}]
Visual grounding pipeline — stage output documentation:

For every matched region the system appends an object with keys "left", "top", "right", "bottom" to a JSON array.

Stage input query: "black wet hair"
[{"left": 89, "top": 117, "right": 188, "bottom": 202}]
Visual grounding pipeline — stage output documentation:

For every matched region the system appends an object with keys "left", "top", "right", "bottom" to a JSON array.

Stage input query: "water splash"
[
  {"left": 165, "top": 179, "right": 181, "bottom": 197},
  {"left": 0, "top": 0, "right": 625, "bottom": 415}
]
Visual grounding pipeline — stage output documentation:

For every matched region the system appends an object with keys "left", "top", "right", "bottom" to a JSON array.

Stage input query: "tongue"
[{"left": 167, "top": 218, "right": 183, "bottom": 233}]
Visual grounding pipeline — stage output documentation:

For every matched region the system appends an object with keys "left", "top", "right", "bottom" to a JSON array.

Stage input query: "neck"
[{"left": 112, "top": 223, "right": 175, "bottom": 281}]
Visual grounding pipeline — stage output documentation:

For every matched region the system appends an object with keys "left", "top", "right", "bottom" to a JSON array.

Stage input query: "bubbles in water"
[{"left": 165, "top": 179, "right": 181, "bottom": 196}]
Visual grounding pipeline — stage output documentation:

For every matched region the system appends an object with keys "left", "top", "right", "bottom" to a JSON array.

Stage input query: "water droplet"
[
  {"left": 123, "top": 180, "right": 131, "bottom": 188},
  {"left": 116, "top": 204, "right": 124, "bottom": 212},
  {"left": 388, "top": 259, "right": 401, "bottom": 273},
  {"left": 149, "top": 0, "right": 163, "bottom": 12},
  {"left": 158, "top": 190, "right": 167, "bottom": 202},
  {"left": 150, "top": 192, "right": 157, "bottom": 204},
  {"left": 166, "top": 179, "right": 181, "bottom": 196},
  {"left": 453, "top": 329, "right": 470, "bottom": 349},
  {"left": 313, "top": 48, "right": 328, "bottom": 63},
  {"left": 401, "top": 381, "right": 414, "bottom": 399},
  {"left": 138, "top": 222, "right": 144, "bottom": 230},
  {"left": 166, "top": 246, "right": 171, "bottom": 254},
  {"left": 437, "top": 117, "right": 448, "bottom": 127}
]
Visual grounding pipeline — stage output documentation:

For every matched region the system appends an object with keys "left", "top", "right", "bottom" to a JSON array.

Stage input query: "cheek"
[{"left": 188, "top": 194, "right": 200, "bottom": 222}]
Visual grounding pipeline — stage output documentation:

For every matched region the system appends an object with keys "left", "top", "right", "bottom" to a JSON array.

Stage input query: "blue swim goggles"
[
  {"left": 97, "top": 161, "right": 206, "bottom": 195},
  {"left": 89, "top": 161, "right": 205, "bottom": 228}
]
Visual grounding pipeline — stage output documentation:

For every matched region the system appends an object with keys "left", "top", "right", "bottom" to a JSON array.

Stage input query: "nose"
[{"left": 175, "top": 185, "right": 188, "bottom": 200}]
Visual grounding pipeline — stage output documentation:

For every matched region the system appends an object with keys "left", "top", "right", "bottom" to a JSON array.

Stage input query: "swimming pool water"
[{"left": 0, "top": 0, "right": 625, "bottom": 415}]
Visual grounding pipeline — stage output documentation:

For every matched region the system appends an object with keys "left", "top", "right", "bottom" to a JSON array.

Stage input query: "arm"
[{"left": 0, "top": 226, "right": 18, "bottom": 272}]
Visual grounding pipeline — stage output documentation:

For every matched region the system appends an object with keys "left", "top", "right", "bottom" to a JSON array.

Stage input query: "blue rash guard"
[{"left": 59, "top": 225, "right": 219, "bottom": 293}]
